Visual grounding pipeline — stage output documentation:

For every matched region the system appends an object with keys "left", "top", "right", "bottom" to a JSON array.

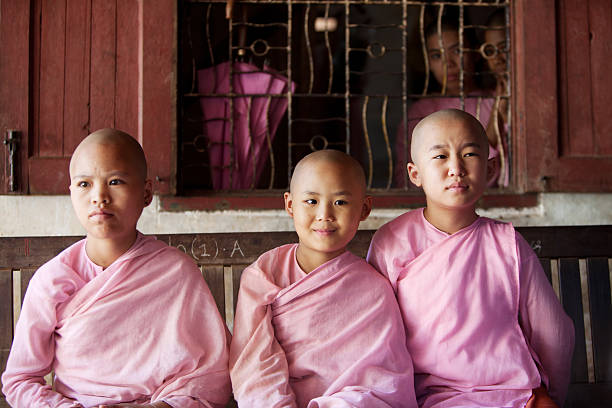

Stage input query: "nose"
[
  {"left": 91, "top": 184, "right": 110, "bottom": 206},
  {"left": 448, "top": 157, "right": 466, "bottom": 178},
  {"left": 316, "top": 202, "right": 335, "bottom": 221},
  {"left": 446, "top": 53, "right": 458, "bottom": 69}
]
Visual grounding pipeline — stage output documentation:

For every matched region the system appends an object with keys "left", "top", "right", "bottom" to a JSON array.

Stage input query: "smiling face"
[
  {"left": 408, "top": 110, "right": 488, "bottom": 222},
  {"left": 284, "top": 151, "right": 372, "bottom": 273},
  {"left": 426, "top": 29, "right": 475, "bottom": 95},
  {"left": 69, "top": 130, "right": 152, "bottom": 250}
]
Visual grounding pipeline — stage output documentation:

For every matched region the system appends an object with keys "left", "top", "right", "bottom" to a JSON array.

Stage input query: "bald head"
[
  {"left": 290, "top": 150, "right": 367, "bottom": 196},
  {"left": 410, "top": 109, "right": 488, "bottom": 165},
  {"left": 70, "top": 128, "right": 148, "bottom": 181}
]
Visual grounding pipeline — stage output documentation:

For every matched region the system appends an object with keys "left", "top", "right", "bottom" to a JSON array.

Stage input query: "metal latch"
[{"left": 4, "top": 129, "right": 19, "bottom": 192}]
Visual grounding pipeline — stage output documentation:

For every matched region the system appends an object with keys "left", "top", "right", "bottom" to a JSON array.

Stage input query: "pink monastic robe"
[
  {"left": 198, "top": 61, "right": 295, "bottom": 190},
  {"left": 229, "top": 244, "right": 417, "bottom": 408},
  {"left": 367, "top": 209, "right": 575, "bottom": 408},
  {"left": 395, "top": 96, "right": 507, "bottom": 188},
  {"left": 2, "top": 233, "right": 231, "bottom": 408}
]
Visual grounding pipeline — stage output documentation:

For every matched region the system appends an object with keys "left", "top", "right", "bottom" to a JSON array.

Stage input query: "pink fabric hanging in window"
[{"left": 198, "top": 61, "right": 295, "bottom": 189}]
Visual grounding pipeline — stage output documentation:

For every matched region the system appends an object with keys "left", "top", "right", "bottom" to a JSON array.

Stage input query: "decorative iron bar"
[{"left": 178, "top": 0, "right": 511, "bottom": 193}]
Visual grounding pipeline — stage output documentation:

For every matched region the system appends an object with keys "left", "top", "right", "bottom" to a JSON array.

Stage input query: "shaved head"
[
  {"left": 70, "top": 128, "right": 148, "bottom": 181},
  {"left": 290, "top": 150, "right": 367, "bottom": 196},
  {"left": 411, "top": 109, "right": 488, "bottom": 165}
]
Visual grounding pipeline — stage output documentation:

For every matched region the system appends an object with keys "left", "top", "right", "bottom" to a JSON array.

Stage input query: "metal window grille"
[{"left": 178, "top": 0, "right": 511, "bottom": 193}]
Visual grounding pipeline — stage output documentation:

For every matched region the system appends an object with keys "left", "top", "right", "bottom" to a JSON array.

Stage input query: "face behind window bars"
[{"left": 178, "top": 0, "right": 511, "bottom": 193}]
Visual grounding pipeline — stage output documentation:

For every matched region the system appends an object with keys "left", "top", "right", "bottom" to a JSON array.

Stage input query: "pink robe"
[
  {"left": 229, "top": 244, "right": 417, "bottom": 408},
  {"left": 198, "top": 61, "right": 294, "bottom": 190},
  {"left": 367, "top": 209, "right": 574, "bottom": 408},
  {"left": 395, "top": 96, "right": 506, "bottom": 188},
  {"left": 2, "top": 233, "right": 231, "bottom": 408}
]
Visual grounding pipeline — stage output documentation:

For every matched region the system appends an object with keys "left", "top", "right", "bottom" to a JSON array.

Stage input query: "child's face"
[
  {"left": 69, "top": 140, "right": 152, "bottom": 244},
  {"left": 408, "top": 116, "right": 488, "bottom": 214},
  {"left": 484, "top": 28, "right": 507, "bottom": 75},
  {"left": 426, "top": 29, "right": 475, "bottom": 94},
  {"left": 284, "top": 159, "right": 371, "bottom": 269}
]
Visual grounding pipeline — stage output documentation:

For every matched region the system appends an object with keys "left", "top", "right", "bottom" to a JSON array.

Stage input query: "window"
[{"left": 178, "top": 0, "right": 511, "bottom": 194}]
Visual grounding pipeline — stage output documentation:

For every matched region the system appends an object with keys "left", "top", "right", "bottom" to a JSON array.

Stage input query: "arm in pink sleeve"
[
  {"left": 1, "top": 273, "right": 81, "bottom": 407},
  {"left": 516, "top": 234, "right": 575, "bottom": 406},
  {"left": 366, "top": 231, "right": 398, "bottom": 292},
  {"left": 229, "top": 264, "right": 298, "bottom": 408}
]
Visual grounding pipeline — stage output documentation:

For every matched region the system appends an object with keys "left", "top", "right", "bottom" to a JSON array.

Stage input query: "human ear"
[
  {"left": 407, "top": 162, "right": 422, "bottom": 187},
  {"left": 360, "top": 195, "right": 373, "bottom": 221},
  {"left": 283, "top": 192, "right": 294, "bottom": 217},
  {"left": 143, "top": 179, "right": 153, "bottom": 207}
]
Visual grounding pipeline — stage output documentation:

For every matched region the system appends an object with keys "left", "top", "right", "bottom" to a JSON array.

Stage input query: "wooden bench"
[{"left": 1, "top": 226, "right": 611, "bottom": 407}]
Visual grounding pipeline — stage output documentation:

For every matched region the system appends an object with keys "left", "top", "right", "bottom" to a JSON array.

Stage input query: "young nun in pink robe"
[
  {"left": 2, "top": 129, "right": 231, "bottom": 408},
  {"left": 368, "top": 109, "right": 574, "bottom": 408},
  {"left": 230, "top": 150, "right": 417, "bottom": 408}
]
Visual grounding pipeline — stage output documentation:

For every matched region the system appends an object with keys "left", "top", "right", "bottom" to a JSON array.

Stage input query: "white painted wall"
[{"left": 0, "top": 193, "right": 610, "bottom": 237}]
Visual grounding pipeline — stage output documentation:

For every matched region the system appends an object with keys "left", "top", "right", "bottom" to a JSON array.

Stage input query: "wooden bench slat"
[
  {"left": 559, "top": 258, "right": 589, "bottom": 383},
  {"left": 202, "top": 265, "right": 226, "bottom": 323},
  {"left": 586, "top": 258, "right": 612, "bottom": 383},
  {"left": 0, "top": 269, "right": 12, "bottom": 349}
]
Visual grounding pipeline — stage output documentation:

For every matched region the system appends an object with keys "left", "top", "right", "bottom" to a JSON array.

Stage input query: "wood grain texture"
[
  {"left": 90, "top": 0, "right": 116, "bottom": 130},
  {"left": 38, "top": 0, "right": 66, "bottom": 157},
  {"left": 64, "top": 0, "right": 92, "bottom": 154},
  {"left": 0, "top": 0, "right": 30, "bottom": 193},
  {"left": 587, "top": 258, "right": 612, "bottom": 382}
]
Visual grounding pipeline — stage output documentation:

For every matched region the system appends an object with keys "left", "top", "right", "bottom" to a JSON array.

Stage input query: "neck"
[
  {"left": 295, "top": 245, "right": 344, "bottom": 274},
  {"left": 423, "top": 206, "right": 478, "bottom": 235},
  {"left": 85, "top": 231, "right": 138, "bottom": 269}
]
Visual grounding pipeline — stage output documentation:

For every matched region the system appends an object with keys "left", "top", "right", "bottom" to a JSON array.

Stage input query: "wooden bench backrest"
[{"left": 1, "top": 226, "right": 611, "bottom": 407}]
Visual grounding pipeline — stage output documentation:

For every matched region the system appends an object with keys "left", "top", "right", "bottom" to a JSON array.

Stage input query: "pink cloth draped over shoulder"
[
  {"left": 367, "top": 209, "right": 575, "bottom": 408},
  {"left": 2, "top": 233, "right": 231, "bottom": 408},
  {"left": 395, "top": 96, "right": 508, "bottom": 188},
  {"left": 230, "top": 244, "right": 417, "bottom": 408},
  {"left": 198, "top": 61, "right": 295, "bottom": 190}
]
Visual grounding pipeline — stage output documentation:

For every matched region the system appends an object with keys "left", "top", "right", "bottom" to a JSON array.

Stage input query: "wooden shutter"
[
  {"left": 514, "top": 0, "right": 612, "bottom": 192},
  {"left": 0, "top": 0, "right": 175, "bottom": 195}
]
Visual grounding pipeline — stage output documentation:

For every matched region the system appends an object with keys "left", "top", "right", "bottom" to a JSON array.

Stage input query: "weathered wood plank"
[
  {"left": 588, "top": 0, "right": 612, "bottom": 156},
  {"left": 141, "top": 0, "right": 175, "bottom": 194},
  {"left": 64, "top": 0, "right": 92, "bottom": 154},
  {"left": 28, "top": 157, "right": 71, "bottom": 194},
  {"left": 558, "top": 0, "right": 594, "bottom": 156},
  {"left": 90, "top": 0, "right": 116, "bottom": 130},
  {"left": 0, "top": 269, "right": 12, "bottom": 348},
  {"left": 38, "top": 0, "right": 67, "bottom": 157},
  {"left": 0, "top": 1, "right": 31, "bottom": 194},
  {"left": 202, "top": 265, "right": 225, "bottom": 322},
  {"left": 115, "top": 0, "right": 139, "bottom": 138},
  {"left": 587, "top": 258, "right": 612, "bottom": 382},
  {"left": 559, "top": 258, "right": 588, "bottom": 383}
]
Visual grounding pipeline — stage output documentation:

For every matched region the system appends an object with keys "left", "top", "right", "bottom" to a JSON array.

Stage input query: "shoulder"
[
  {"left": 372, "top": 209, "right": 424, "bottom": 246},
  {"left": 136, "top": 236, "right": 204, "bottom": 280},
  {"left": 243, "top": 244, "right": 297, "bottom": 280},
  {"left": 477, "top": 216, "right": 515, "bottom": 236},
  {"left": 29, "top": 238, "right": 87, "bottom": 301}
]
